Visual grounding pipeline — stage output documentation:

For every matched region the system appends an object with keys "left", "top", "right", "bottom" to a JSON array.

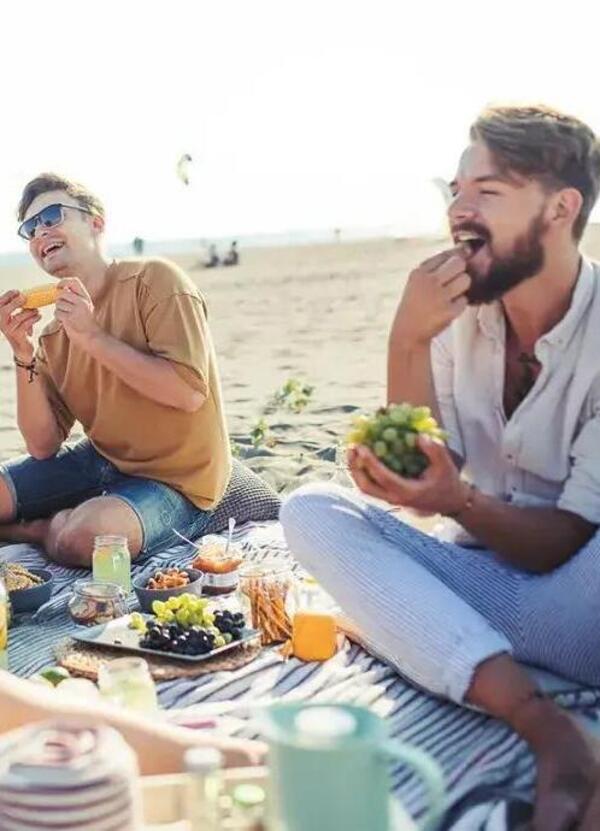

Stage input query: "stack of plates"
[{"left": 0, "top": 722, "right": 142, "bottom": 830}]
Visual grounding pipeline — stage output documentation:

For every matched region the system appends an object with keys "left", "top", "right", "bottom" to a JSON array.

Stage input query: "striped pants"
[{"left": 280, "top": 483, "right": 600, "bottom": 703}]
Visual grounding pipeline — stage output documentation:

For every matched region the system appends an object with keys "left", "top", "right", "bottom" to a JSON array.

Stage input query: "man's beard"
[{"left": 465, "top": 211, "right": 548, "bottom": 305}]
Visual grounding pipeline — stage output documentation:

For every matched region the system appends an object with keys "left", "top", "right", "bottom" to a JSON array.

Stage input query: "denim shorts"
[{"left": 0, "top": 439, "right": 213, "bottom": 558}]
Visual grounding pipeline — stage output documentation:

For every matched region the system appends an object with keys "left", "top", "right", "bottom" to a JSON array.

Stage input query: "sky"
[{"left": 1, "top": 0, "right": 600, "bottom": 253}]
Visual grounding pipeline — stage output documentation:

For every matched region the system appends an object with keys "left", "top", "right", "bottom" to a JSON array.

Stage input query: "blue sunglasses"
[{"left": 18, "top": 203, "right": 93, "bottom": 241}]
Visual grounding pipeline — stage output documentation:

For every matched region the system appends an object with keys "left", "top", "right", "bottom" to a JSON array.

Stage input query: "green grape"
[
  {"left": 176, "top": 609, "right": 191, "bottom": 627},
  {"left": 213, "top": 635, "right": 226, "bottom": 648},
  {"left": 129, "top": 612, "right": 147, "bottom": 633},
  {"left": 223, "top": 632, "right": 233, "bottom": 644},
  {"left": 152, "top": 600, "right": 166, "bottom": 616},
  {"left": 203, "top": 612, "right": 215, "bottom": 626},
  {"left": 344, "top": 403, "right": 447, "bottom": 479},
  {"left": 373, "top": 441, "right": 388, "bottom": 459}
]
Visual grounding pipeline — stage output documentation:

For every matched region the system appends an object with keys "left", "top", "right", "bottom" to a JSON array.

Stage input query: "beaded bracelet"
[{"left": 14, "top": 356, "right": 38, "bottom": 383}]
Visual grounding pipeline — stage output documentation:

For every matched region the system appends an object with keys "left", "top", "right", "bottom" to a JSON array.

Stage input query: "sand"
[{"left": 2, "top": 229, "right": 600, "bottom": 496}]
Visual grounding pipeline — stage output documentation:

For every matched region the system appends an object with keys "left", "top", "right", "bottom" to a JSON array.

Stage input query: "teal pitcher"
[{"left": 261, "top": 703, "right": 445, "bottom": 831}]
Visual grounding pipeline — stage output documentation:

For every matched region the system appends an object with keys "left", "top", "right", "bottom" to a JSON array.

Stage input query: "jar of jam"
[{"left": 191, "top": 539, "right": 243, "bottom": 596}]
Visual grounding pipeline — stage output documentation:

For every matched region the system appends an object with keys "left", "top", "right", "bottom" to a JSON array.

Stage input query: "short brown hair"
[
  {"left": 470, "top": 105, "right": 600, "bottom": 240},
  {"left": 17, "top": 173, "right": 105, "bottom": 222}
]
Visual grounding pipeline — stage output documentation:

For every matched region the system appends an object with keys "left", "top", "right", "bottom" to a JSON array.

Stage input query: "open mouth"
[
  {"left": 454, "top": 231, "right": 487, "bottom": 257},
  {"left": 41, "top": 241, "right": 65, "bottom": 259}
]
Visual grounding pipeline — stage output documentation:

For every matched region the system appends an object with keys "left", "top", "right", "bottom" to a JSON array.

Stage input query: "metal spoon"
[
  {"left": 172, "top": 528, "right": 201, "bottom": 550},
  {"left": 225, "top": 517, "right": 236, "bottom": 555}
]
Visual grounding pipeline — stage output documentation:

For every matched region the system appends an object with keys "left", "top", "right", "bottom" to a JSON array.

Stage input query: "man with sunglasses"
[{"left": 0, "top": 173, "right": 231, "bottom": 566}]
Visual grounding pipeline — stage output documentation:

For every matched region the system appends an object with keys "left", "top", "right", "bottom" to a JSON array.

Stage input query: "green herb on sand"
[
  {"left": 250, "top": 418, "right": 276, "bottom": 449},
  {"left": 272, "top": 378, "right": 314, "bottom": 413}
]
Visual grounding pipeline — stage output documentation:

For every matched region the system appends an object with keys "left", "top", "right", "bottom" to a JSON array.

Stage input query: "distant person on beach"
[
  {"left": 0, "top": 173, "right": 231, "bottom": 568},
  {"left": 282, "top": 105, "right": 600, "bottom": 828},
  {"left": 204, "top": 243, "right": 220, "bottom": 268},
  {"left": 132, "top": 236, "right": 144, "bottom": 255},
  {"left": 223, "top": 240, "right": 239, "bottom": 267}
]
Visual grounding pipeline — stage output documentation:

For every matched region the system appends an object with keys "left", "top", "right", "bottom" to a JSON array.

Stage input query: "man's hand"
[
  {"left": 390, "top": 246, "right": 471, "bottom": 346},
  {"left": 55, "top": 278, "right": 102, "bottom": 347},
  {"left": 348, "top": 436, "right": 470, "bottom": 515},
  {"left": 0, "top": 290, "right": 41, "bottom": 362}
]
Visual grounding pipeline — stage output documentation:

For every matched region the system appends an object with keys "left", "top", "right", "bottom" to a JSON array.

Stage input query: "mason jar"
[
  {"left": 238, "top": 562, "right": 293, "bottom": 645},
  {"left": 68, "top": 580, "right": 129, "bottom": 626},
  {"left": 92, "top": 535, "right": 131, "bottom": 592},
  {"left": 98, "top": 657, "right": 158, "bottom": 713}
]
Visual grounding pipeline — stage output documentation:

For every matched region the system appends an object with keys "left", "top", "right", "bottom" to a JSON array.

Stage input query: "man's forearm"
[
  {"left": 15, "top": 365, "right": 63, "bottom": 459},
  {"left": 387, "top": 335, "right": 442, "bottom": 421},
  {"left": 82, "top": 331, "right": 205, "bottom": 412},
  {"left": 459, "top": 489, "right": 596, "bottom": 572}
]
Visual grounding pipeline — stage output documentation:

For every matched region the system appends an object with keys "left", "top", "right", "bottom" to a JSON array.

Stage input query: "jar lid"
[
  {"left": 72, "top": 580, "right": 124, "bottom": 599},
  {"left": 232, "top": 783, "right": 266, "bottom": 809},
  {"left": 94, "top": 535, "right": 128, "bottom": 547},
  {"left": 239, "top": 560, "right": 290, "bottom": 579}
]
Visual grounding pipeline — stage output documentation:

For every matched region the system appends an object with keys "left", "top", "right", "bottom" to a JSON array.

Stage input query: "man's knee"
[
  {"left": 53, "top": 522, "right": 94, "bottom": 567},
  {"left": 281, "top": 483, "right": 352, "bottom": 554},
  {"left": 51, "top": 497, "right": 143, "bottom": 567}
]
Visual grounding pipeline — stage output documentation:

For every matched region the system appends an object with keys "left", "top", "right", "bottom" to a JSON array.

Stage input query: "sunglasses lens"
[
  {"left": 39, "top": 204, "right": 63, "bottom": 228},
  {"left": 19, "top": 204, "right": 63, "bottom": 240},
  {"left": 19, "top": 218, "right": 36, "bottom": 240}
]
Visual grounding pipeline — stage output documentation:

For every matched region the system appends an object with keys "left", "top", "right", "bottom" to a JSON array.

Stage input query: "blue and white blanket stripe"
[{"left": 4, "top": 524, "right": 600, "bottom": 830}]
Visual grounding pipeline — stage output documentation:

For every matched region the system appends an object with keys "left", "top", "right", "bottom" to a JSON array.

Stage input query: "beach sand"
[{"left": 2, "top": 229, "right": 600, "bottom": 496}]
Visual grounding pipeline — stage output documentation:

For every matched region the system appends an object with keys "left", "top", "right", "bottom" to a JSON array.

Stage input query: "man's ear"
[
  {"left": 91, "top": 214, "right": 105, "bottom": 234},
  {"left": 550, "top": 187, "right": 583, "bottom": 231}
]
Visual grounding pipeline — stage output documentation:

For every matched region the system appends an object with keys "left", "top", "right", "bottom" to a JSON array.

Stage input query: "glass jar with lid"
[
  {"left": 68, "top": 580, "right": 129, "bottom": 626},
  {"left": 92, "top": 535, "right": 131, "bottom": 592},
  {"left": 191, "top": 538, "right": 243, "bottom": 597},
  {"left": 238, "top": 562, "right": 293, "bottom": 645}
]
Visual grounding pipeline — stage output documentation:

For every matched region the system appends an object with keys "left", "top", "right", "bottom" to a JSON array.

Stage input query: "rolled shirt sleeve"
[
  {"left": 558, "top": 412, "right": 600, "bottom": 524},
  {"left": 431, "top": 330, "right": 465, "bottom": 459},
  {"left": 140, "top": 261, "right": 211, "bottom": 396}
]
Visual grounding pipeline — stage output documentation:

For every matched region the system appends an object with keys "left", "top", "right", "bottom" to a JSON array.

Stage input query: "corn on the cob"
[{"left": 22, "top": 284, "right": 60, "bottom": 309}]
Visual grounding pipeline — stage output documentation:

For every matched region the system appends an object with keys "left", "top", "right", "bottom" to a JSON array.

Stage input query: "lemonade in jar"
[
  {"left": 92, "top": 535, "right": 131, "bottom": 592},
  {"left": 98, "top": 657, "right": 158, "bottom": 713}
]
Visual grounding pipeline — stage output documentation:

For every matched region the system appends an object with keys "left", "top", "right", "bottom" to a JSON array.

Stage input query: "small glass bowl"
[{"left": 68, "top": 580, "right": 129, "bottom": 626}]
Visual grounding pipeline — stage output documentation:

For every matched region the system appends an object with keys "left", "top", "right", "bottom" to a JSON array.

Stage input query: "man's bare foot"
[{"left": 517, "top": 698, "right": 600, "bottom": 830}]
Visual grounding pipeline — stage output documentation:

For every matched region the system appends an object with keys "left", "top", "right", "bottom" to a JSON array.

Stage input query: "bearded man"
[{"left": 282, "top": 105, "right": 600, "bottom": 830}]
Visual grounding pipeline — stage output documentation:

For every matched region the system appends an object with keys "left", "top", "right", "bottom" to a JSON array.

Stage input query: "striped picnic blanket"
[{"left": 5, "top": 523, "right": 600, "bottom": 830}]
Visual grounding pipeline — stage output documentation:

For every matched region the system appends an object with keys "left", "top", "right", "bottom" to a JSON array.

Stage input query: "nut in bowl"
[
  {"left": 1, "top": 565, "right": 54, "bottom": 614},
  {"left": 133, "top": 567, "right": 204, "bottom": 613}
]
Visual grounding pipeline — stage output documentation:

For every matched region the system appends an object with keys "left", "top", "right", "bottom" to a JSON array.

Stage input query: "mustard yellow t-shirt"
[{"left": 35, "top": 258, "right": 231, "bottom": 510}]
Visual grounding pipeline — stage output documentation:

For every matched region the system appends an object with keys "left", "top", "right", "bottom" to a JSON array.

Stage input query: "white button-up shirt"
[{"left": 432, "top": 257, "right": 600, "bottom": 543}]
